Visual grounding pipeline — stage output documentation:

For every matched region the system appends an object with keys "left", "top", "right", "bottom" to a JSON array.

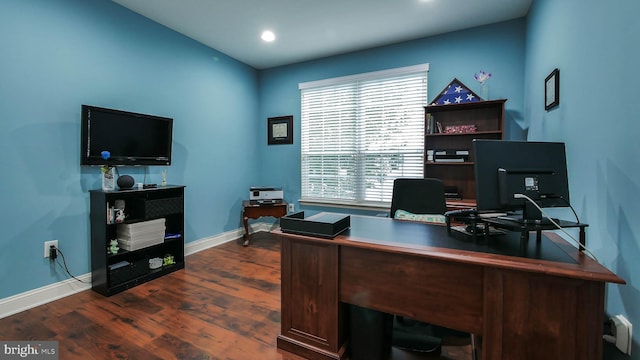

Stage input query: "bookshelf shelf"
[
  {"left": 425, "top": 161, "right": 474, "bottom": 166},
  {"left": 425, "top": 130, "right": 503, "bottom": 138}
]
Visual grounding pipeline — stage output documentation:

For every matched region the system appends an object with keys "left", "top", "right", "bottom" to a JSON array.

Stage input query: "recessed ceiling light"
[{"left": 261, "top": 30, "right": 276, "bottom": 42}]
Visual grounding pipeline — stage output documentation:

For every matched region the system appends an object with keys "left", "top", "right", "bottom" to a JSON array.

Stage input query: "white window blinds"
[{"left": 299, "top": 64, "right": 428, "bottom": 207}]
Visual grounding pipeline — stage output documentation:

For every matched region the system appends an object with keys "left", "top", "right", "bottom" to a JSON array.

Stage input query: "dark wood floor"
[{"left": 0, "top": 232, "right": 471, "bottom": 360}]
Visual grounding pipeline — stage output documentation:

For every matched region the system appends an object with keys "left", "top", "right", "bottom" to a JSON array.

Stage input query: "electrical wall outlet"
[
  {"left": 611, "top": 314, "right": 633, "bottom": 355},
  {"left": 288, "top": 203, "right": 295, "bottom": 212},
  {"left": 44, "top": 240, "right": 58, "bottom": 258}
]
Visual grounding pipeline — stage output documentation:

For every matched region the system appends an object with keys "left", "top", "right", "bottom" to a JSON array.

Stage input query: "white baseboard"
[
  {"left": 0, "top": 274, "right": 92, "bottom": 319},
  {"left": 184, "top": 227, "right": 243, "bottom": 256},
  {"left": 184, "top": 221, "right": 274, "bottom": 255},
  {"left": 0, "top": 223, "right": 272, "bottom": 319}
]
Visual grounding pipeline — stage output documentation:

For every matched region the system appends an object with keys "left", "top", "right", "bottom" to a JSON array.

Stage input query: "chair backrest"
[{"left": 390, "top": 178, "right": 447, "bottom": 218}]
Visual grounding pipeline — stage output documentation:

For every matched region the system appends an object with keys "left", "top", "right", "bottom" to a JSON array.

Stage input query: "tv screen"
[
  {"left": 473, "top": 139, "right": 570, "bottom": 222},
  {"left": 81, "top": 105, "right": 173, "bottom": 166}
]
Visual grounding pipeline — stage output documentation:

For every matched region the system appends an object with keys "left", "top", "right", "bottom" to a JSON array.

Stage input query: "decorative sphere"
[{"left": 117, "top": 175, "right": 135, "bottom": 189}]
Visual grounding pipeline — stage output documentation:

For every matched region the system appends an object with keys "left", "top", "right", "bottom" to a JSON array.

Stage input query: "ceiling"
[{"left": 112, "top": 0, "right": 532, "bottom": 70}]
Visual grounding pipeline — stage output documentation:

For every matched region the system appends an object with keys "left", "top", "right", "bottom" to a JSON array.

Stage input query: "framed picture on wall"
[
  {"left": 267, "top": 115, "right": 293, "bottom": 145},
  {"left": 545, "top": 68, "right": 559, "bottom": 110}
]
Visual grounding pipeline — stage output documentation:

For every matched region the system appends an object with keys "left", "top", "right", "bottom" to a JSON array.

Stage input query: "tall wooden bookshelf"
[{"left": 424, "top": 99, "right": 506, "bottom": 208}]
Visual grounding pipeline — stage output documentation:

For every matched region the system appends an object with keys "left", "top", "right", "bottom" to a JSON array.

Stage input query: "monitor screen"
[{"left": 473, "top": 140, "right": 570, "bottom": 222}]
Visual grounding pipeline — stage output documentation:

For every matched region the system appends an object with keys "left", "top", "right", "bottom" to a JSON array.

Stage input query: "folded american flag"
[{"left": 430, "top": 78, "right": 481, "bottom": 105}]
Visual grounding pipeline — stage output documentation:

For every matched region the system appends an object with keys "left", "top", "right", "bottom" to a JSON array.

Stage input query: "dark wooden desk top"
[{"left": 273, "top": 214, "right": 624, "bottom": 285}]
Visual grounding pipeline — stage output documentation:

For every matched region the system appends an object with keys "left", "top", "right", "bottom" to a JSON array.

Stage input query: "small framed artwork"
[
  {"left": 267, "top": 115, "right": 293, "bottom": 145},
  {"left": 545, "top": 68, "right": 560, "bottom": 111}
]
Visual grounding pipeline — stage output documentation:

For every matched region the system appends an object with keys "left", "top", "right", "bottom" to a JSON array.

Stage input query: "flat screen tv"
[
  {"left": 81, "top": 105, "right": 173, "bottom": 166},
  {"left": 473, "top": 139, "right": 570, "bottom": 223}
]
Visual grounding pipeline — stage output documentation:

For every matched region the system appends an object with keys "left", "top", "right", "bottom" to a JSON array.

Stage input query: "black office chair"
[
  {"left": 389, "top": 178, "right": 477, "bottom": 359},
  {"left": 390, "top": 178, "right": 447, "bottom": 219}
]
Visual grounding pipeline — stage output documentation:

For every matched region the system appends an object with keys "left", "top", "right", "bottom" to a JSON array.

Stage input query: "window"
[{"left": 300, "top": 64, "right": 428, "bottom": 208}]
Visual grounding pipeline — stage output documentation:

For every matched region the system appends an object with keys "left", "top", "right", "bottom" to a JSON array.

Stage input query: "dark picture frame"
[
  {"left": 545, "top": 68, "right": 560, "bottom": 111},
  {"left": 267, "top": 115, "right": 293, "bottom": 145}
]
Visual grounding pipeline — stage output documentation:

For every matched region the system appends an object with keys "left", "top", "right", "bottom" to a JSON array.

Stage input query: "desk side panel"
[
  {"left": 279, "top": 236, "right": 346, "bottom": 359},
  {"left": 483, "top": 268, "right": 605, "bottom": 360},
  {"left": 339, "top": 246, "right": 484, "bottom": 334}
]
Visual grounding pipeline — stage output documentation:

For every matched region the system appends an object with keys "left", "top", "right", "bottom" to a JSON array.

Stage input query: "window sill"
[{"left": 299, "top": 198, "right": 390, "bottom": 213}]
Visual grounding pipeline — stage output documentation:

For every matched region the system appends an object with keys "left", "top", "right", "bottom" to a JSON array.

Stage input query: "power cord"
[
  {"left": 52, "top": 246, "right": 91, "bottom": 284},
  {"left": 513, "top": 193, "right": 598, "bottom": 261},
  {"left": 550, "top": 195, "right": 581, "bottom": 223}
]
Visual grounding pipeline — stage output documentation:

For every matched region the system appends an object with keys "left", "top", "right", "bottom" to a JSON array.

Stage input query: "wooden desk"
[
  {"left": 242, "top": 200, "right": 287, "bottom": 246},
  {"left": 274, "top": 215, "right": 624, "bottom": 360}
]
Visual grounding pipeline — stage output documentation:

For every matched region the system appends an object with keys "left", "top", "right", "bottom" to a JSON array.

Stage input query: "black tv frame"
[{"left": 80, "top": 105, "right": 173, "bottom": 166}]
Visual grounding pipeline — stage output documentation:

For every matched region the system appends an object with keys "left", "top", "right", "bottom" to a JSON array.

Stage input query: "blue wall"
[
  {"left": 257, "top": 19, "right": 527, "bottom": 213},
  {"left": 526, "top": 0, "right": 640, "bottom": 356},
  {"left": 0, "top": 0, "right": 259, "bottom": 298}
]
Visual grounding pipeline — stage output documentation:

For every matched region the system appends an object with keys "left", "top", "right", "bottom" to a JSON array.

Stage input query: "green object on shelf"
[{"left": 107, "top": 239, "right": 119, "bottom": 254}]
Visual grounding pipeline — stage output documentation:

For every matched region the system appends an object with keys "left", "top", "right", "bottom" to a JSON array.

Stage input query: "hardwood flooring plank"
[
  {"left": 141, "top": 283, "right": 279, "bottom": 348},
  {"left": 56, "top": 310, "right": 163, "bottom": 360},
  {"left": 3, "top": 310, "right": 57, "bottom": 340},
  {"left": 147, "top": 332, "right": 211, "bottom": 360}
]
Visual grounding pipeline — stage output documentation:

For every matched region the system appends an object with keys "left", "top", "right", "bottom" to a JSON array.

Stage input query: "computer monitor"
[{"left": 473, "top": 139, "right": 570, "bottom": 223}]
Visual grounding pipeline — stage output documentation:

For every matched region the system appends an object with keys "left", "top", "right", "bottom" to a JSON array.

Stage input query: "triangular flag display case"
[{"left": 430, "top": 78, "right": 483, "bottom": 105}]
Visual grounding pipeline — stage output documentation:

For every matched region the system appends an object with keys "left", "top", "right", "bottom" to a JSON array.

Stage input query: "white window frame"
[{"left": 299, "top": 64, "right": 429, "bottom": 210}]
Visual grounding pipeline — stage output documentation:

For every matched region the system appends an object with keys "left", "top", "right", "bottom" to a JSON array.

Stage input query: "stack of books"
[
  {"left": 426, "top": 149, "right": 470, "bottom": 163},
  {"left": 117, "top": 218, "right": 166, "bottom": 251}
]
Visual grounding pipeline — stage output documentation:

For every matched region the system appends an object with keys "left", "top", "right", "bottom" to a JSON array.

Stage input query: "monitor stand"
[
  {"left": 483, "top": 205, "right": 589, "bottom": 251},
  {"left": 498, "top": 202, "right": 555, "bottom": 225}
]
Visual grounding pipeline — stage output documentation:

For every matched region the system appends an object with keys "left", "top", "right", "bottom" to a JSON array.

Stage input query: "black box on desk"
[{"left": 280, "top": 211, "right": 350, "bottom": 238}]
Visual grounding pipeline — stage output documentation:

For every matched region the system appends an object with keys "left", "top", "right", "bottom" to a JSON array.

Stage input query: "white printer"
[{"left": 249, "top": 187, "right": 283, "bottom": 205}]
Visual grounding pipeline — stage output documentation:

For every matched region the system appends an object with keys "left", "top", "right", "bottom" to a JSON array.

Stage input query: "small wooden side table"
[{"left": 242, "top": 200, "right": 287, "bottom": 246}]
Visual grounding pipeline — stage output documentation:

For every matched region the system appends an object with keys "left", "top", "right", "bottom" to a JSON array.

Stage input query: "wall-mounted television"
[{"left": 81, "top": 105, "right": 173, "bottom": 166}]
